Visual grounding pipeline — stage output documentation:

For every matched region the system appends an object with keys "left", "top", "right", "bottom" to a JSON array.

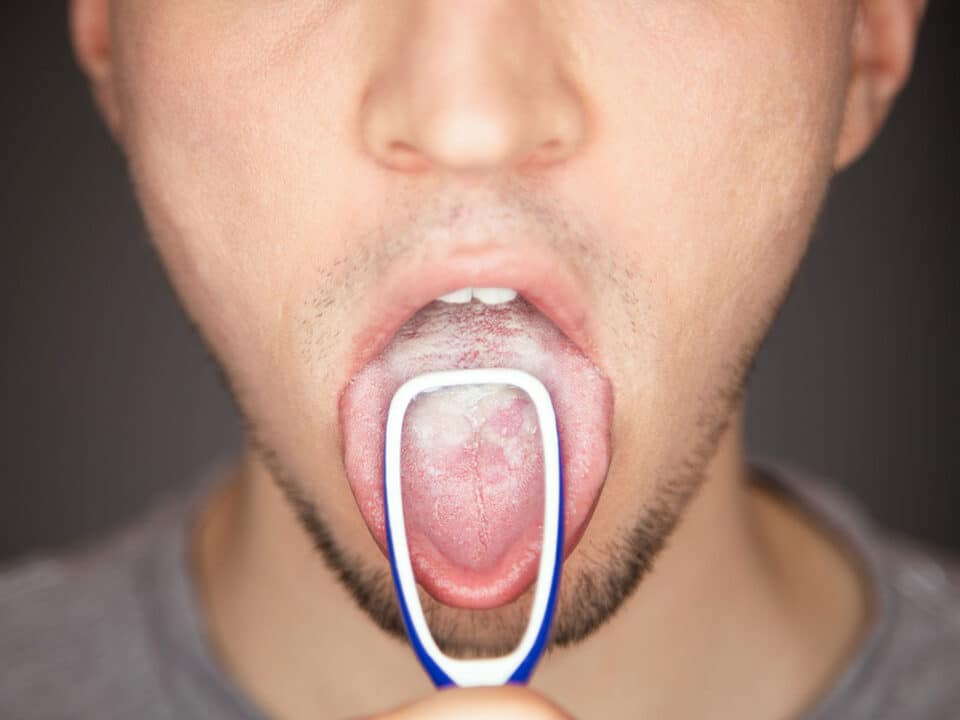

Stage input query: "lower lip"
[{"left": 339, "top": 300, "right": 613, "bottom": 609}]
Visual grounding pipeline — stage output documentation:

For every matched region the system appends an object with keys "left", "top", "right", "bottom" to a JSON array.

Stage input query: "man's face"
[{"left": 108, "top": 2, "right": 855, "bottom": 653}]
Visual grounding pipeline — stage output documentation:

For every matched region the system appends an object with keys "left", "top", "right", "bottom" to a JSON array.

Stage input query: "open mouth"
[{"left": 339, "top": 256, "right": 613, "bottom": 610}]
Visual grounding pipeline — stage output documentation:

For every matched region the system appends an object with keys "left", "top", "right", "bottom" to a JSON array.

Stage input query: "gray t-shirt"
[{"left": 2, "top": 467, "right": 959, "bottom": 719}]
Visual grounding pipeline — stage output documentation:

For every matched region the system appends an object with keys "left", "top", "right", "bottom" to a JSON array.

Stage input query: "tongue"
[
  {"left": 340, "top": 298, "right": 612, "bottom": 608},
  {"left": 401, "top": 385, "right": 544, "bottom": 571}
]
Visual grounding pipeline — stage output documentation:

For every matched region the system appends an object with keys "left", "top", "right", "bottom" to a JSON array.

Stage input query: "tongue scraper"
[{"left": 383, "top": 368, "right": 564, "bottom": 688}]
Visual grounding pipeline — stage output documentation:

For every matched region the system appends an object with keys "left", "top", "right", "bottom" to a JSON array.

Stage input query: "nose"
[{"left": 359, "top": 0, "right": 587, "bottom": 174}]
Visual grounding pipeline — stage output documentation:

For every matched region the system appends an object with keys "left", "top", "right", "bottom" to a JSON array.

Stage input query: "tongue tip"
[{"left": 409, "top": 530, "right": 544, "bottom": 609}]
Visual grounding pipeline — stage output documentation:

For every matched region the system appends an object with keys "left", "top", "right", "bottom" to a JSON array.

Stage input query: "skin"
[{"left": 70, "top": 0, "right": 926, "bottom": 717}]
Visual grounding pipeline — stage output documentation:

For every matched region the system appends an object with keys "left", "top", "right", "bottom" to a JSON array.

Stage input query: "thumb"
[{"left": 372, "top": 685, "right": 573, "bottom": 719}]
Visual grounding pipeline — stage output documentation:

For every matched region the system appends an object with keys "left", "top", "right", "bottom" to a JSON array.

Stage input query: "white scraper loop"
[{"left": 383, "top": 368, "right": 564, "bottom": 688}]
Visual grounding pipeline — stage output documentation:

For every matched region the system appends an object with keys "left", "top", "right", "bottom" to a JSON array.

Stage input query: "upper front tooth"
[
  {"left": 473, "top": 287, "right": 518, "bottom": 305},
  {"left": 438, "top": 287, "right": 473, "bottom": 304}
]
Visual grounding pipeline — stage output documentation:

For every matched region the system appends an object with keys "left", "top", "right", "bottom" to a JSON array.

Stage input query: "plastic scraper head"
[{"left": 383, "top": 368, "right": 564, "bottom": 688}]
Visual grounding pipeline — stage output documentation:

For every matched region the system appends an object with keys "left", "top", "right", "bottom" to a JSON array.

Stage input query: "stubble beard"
[
  {"left": 246, "top": 346, "right": 752, "bottom": 659},
  {"left": 198, "top": 193, "right": 797, "bottom": 659}
]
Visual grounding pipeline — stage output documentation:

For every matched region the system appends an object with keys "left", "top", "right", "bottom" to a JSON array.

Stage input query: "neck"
[{"left": 193, "top": 407, "right": 867, "bottom": 719}]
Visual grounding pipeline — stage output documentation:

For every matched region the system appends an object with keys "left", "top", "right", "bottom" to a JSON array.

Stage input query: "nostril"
[
  {"left": 540, "top": 139, "right": 563, "bottom": 156},
  {"left": 385, "top": 140, "right": 430, "bottom": 172},
  {"left": 388, "top": 140, "right": 417, "bottom": 155},
  {"left": 519, "top": 138, "right": 567, "bottom": 170}
]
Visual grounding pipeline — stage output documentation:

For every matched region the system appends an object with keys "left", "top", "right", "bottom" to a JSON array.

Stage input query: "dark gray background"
[{"left": 2, "top": 4, "right": 957, "bottom": 562}]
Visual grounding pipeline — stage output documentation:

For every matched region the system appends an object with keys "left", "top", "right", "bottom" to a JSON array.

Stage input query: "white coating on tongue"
[{"left": 401, "top": 384, "right": 544, "bottom": 571}]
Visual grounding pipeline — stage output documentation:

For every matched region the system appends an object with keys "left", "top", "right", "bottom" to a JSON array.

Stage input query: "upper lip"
[{"left": 340, "top": 238, "right": 603, "bottom": 388}]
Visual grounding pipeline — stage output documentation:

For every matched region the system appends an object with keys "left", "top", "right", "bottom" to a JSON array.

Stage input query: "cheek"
[
  {"left": 567, "top": 3, "right": 851, "bottom": 375},
  {"left": 539, "top": 4, "right": 855, "bottom": 484},
  {"left": 112, "top": 5, "right": 365, "bottom": 380}
]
